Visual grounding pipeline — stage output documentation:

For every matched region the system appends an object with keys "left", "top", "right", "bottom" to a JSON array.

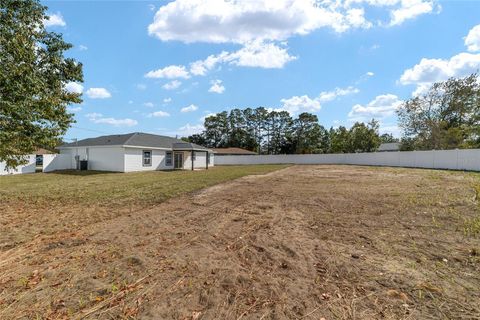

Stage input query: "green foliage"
[
  {"left": 0, "top": 0, "right": 83, "bottom": 168},
  {"left": 380, "top": 133, "right": 399, "bottom": 143},
  {"left": 397, "top": 73, "right": 480, "bottom": 150},
  {"left": 293, "top": 112, "right": 326, "bottom": 154},
  {"left": 328, "top": 120, "right": 381, "bottom": 153},
  {"left": 187, "top": 106, "right": 383, "bottom": 154}
]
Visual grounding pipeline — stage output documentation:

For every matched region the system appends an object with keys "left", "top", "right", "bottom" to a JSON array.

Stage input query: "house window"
[
  {"left": 165, "top": 151, "right": 172, "bottom": 166},
  {"left": 192, "top": 151, "right": 196, "bottom": 161},
  {"left": 143, "top": 150, "right": 152, "bottom": 166}
]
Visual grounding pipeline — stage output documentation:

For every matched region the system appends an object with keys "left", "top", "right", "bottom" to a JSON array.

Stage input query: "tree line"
[{"left": 186, "top": 109, "right": 387, "bottom": 154}]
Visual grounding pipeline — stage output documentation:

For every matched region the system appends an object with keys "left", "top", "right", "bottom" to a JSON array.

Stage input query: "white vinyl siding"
[
  {"left": 124, "top": 148, "right": 169, "bottom": 172},
  {"left": 55, "top": 146, "right": 214, "bottom": 173},
  {"left": 59, "top": 147, "right": 125, "bottom": 172},
  {"left": 88, "top": 147, "right": 125, "bottom": 172}
]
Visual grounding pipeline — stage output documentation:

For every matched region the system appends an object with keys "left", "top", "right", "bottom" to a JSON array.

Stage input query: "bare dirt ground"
[{"left": 1, "top": 165, "right": 480, "bottom": 319}]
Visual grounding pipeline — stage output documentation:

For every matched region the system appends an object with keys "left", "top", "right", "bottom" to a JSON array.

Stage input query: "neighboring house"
[
  {"left": 378, "top": 142, "right": 401, "bottom": 152},
  {"left": 212, "top": 147, "right": 257, "bottom": 156},
  {"left": 57, "top": 132, "right": 214, "bottom": 172}
]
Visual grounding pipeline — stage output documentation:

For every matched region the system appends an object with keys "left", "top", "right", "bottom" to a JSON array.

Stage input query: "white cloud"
[
  {"left": 176, "top": 123, "right": 205, "bottom": 136},
  {"left": 465, "top": 24, "right": 480, "bottom": 52},
  {"left": 278, "top": 86, "right": 359, "bottom": 115},
  {"left": 162, "top": 80, "right": 182, "bottom": 90},
  {"left": 318, "top": 86, "right": 360, "bottom": 102},
  {"left": 348, "top": 94, "right": 402, "bottom": 119},
  {"left": 366, "top": 71, "right": 375, "bottom": 76},
  {"left": 163, "top": 97, "right": 172, "bottom": 103},
  {"left": 144, "top": 102, "right": 155, "bottom": 108},
  {"left": 208, "top": 79, "right": 225, "bottom": 94},
  {"left": 86, "top": 113, "right": 137, "bottom": 127},
  {"left": 79, "top": 45, "right": 88, "bottom": 51},
  {"left": 227, "top": 41, "right": 297, "bottom": 69},
  {"left": 148, "top": 0, "right": 429, "bottom": 45},
  {"left": 279, "top": 95, "right": 322, "bottom": 115},
  {"left": 86, "top": 87, "right": 112, "bottom": 99},
  {"left": 65, "top": 82, "right": 84, "bottom": 94},
  {"left": 181, "top": 104, "right": 198, "bottom": 113},
  {"left": 400, "top": 53, "right": 480, "bottom": 85},
  {"left": 86, "top": 113, "right": 102, "bottom": 119},
  {"left": 346, "top": 8, "right": 372, "bottom": 29},
  {"left": 399, "top": 25, "right": 480, "bottom": 96},
  {"left": 145, "top": 65, "right": 190, "bottom": 79},
  {"left": 43, "top": 12, "right": 66, "bottom": 27},
  {"left": 149, "top": 110, "right": 170, "bottom": 117},
  {"left": 188, "top": 41, "right": 296, "bottom": 77},
  {"left": 190, "top": 52, "right": 228, "bottom": 76},
  {"left": 389, "top": 0, "right": 437, "bottom": 26}
]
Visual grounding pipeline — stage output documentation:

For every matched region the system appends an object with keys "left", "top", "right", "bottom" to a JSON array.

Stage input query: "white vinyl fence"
[
  {"left": 0, "top": 154, "right": 36, "bottom": 175},
  {"left": 215, "top": 149, "right": 480, "bottom": 171},
  {"left": 0, "top": 154, "right": 74, "bottom": 176},
  {"left": 43, "top": 154, "right": 73, "bottom": 172}
]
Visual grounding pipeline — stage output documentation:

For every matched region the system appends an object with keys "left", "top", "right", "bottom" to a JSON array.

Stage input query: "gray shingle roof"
[
  {"left": 59, "top": 132, "right": 210, "bottom": 150},
  {"left": 378, "top": 142, "right": 401, "bottom": 152},
  {"left": 172, "top": 142, "right": 209, "bottom": 151}
]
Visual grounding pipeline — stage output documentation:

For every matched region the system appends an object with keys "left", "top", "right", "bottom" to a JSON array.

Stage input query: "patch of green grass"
[
  {"left": 464, "top": 217, "right": 480, "bottom": 238},
  {"left": 0, "top": 165, "right": 289, "bottom": 208},
  {"left": 464, "top": 175, "right": 480, "bottom": 238}
]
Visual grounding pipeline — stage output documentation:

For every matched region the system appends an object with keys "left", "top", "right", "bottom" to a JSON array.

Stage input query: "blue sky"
[{"left": 42, "top": 0, "right": 480, "bottom": 140}]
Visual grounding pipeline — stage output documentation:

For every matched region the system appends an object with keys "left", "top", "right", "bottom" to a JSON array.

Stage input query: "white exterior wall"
[
  {"left": 215, "top": 149, "right": 480, "bottom": 172},
  {"left": 124, "top": 147, "right": 173, "bottom": 172},
  {"left": 54, "top": 147, "right": 214, "bottom": 172},
  {"left": 59, "top": 146, "right": 125, "bottom": 172},
  {"left": 88, "top": 147, "right": 125, "bottom": 172},
  {"left": 0, "top": 155, "right": 36, "bottom": 175}
]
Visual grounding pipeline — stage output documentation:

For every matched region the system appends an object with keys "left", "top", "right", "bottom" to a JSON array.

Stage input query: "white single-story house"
[{"left": 57, "top": 132, "right": 214, "bottom": 172}]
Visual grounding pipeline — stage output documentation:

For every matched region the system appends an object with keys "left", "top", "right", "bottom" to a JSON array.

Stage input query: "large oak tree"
[{"left": 0, "top": 0, "right": 83, "bottom": 168}]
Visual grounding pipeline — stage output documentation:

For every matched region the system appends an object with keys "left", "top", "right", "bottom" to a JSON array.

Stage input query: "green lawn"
[{"left": 0, "top": 165, "right": 288, "bottom": 208}]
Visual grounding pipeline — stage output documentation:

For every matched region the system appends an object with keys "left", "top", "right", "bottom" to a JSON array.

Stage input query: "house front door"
[{"left": 174, "top": 152, "right": 183, "bottom": 169}]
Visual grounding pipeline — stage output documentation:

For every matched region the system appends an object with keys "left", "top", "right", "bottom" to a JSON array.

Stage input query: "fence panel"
[
  {"left": 215, "top": 149, "right": 480, "bottom": 171},
  {"left": 0, "top": 155, "right": 36, "bottom": 175},
  {"left": 43, "top": 154, "right": 74, "bottom": 172}
]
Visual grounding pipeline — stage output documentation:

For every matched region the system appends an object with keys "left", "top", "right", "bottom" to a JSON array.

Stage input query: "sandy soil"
[{"left": 1, "top": 165, "right": 479, "bottom": 319}]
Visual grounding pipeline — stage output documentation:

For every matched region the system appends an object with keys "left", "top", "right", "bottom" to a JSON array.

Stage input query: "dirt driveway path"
[{"left": 1, "top": 165, "right": 479, "bottom": 319}]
